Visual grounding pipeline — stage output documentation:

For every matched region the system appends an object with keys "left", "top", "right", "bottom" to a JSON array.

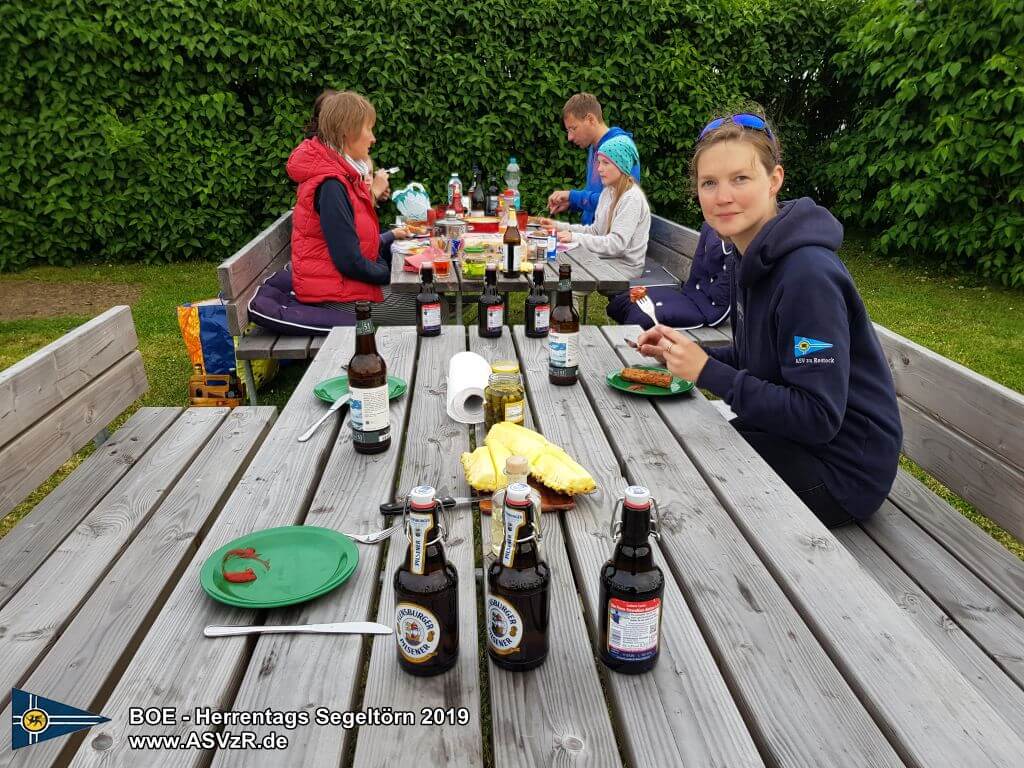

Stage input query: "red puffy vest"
[{"left": 287, "top": 138, "right": 384, "bottom": 304}]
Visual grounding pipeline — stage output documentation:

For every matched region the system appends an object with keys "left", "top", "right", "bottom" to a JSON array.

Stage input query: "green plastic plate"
[
  {"left": 200, "top": 526, "right": 359, "bottom": 609},
  {"left": 606, "top": 366, "right": 695, "bottom": 397},
  {"left": 314, "top": 375, "right": 407, "bottom": 404}
]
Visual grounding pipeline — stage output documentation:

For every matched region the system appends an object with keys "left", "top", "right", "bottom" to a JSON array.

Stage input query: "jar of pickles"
[{"left": 484, "top": 360, "right": 525, "bottom": 430}]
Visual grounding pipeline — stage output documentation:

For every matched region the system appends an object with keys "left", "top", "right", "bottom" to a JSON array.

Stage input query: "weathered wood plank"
[
  {"left": 0, "top": 351, "right": 148, "bottom": 518},
  {"left": 269, "top": 335, "right": 311, "bottom": 360},
  {"left": 601, "top": 324, "right": 1024, "bottom": 765},
  {"left": 860, "top": 501, "right": 1024, "bottom": 689},
  {"left": 0, "top": 407, "right": 180, "bottom": 610},
  {"left": 309, "top": 335, "right": 325, "bottom": 356},
  {"left": 235, "top": 327, "right": 277, "bottom": 360},
  {"left": 225, "top": 244, "right": 291, "bottom": 336},
  {"left": 353, "top": 326, "right": 484, "bottom": 767},
  {"left": 834, "top": 523, "right": 1024, "bottom": 743},
  {"left": 0, "top": 408, "right": 228, "bottom": 705},
  {"left": 567, "top": 326, "right": 896, "bottom": 767},
  {"left": 898, "top": 398, "right": 1024, "bottom": 542},
  {"left": 649, "top": 215, "right": 699, "bottom": 257},
  {"left": 686, "top": 325, "right": 732, "bottom": 346},
  {"left": 875, "top": 323, "right": 1024, "bottom": 469},
  {"left": 69, "top": 329, "right": 357, "bottom": 768},
  {"left": 0, "top": 407, "right": 276, "bottom": 767},
  {"left": 217, "top": 210, "right": 292, "bottom": 300},
  {"left": 212, "top": 329, "right": 418, "bottom": 768},
  {"left": 0, "top": 306, "right": 138, "bottom": 446},
  {"left": 389, "top": 242, "right": 460, "bottom": 293},
  {"left": 564, "top": 244, "right": 629, "bottom": 293},
  {"left": 645, "top": 239, "right": 693, "bottom": 281},
  {"left": 471, "top": 331, "right": 624, "bottom": 768},
  {"left": 888, "top": 468, "right": 1024, "bottom": 617}
]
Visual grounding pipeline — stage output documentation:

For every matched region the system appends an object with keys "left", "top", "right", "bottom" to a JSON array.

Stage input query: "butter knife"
[
  {"left": 204, "top": 621, "right": 392, "bottom": 638},
  {"left": 297, "top": 393, "right": 351, "bottom": 443}
]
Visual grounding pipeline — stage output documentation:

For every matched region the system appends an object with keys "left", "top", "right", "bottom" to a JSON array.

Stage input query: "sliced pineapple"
[
  {"left": 478, "top": 422, "right": 597, "bottom": 495},
  {"left": 461, "top": 446, "right": 499, "bottom": 491}
]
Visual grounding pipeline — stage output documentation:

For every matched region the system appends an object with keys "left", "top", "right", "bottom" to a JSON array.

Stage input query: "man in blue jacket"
[{"left": 547, "top": 93, "right": 641, "bottom": 225}]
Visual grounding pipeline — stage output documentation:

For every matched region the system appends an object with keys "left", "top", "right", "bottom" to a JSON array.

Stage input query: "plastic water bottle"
[
  {"left": 505, "top": 157, "right": 520, "bottom": 210},
  {"left": 545, "top": 227, "right": 557, "bottom": 263},
  {"left": 447, "top": 173, "right": 462, "bottom": 208}
]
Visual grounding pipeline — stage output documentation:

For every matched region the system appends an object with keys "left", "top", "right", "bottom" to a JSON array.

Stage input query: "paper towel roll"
[{"left": 446, "top": 351, "right": 492, "bottom": 424}]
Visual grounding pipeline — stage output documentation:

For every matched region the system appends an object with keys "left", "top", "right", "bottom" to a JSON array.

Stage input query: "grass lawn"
[{"left": 1, "top": 238, "right": 1022, "bottom": 558}]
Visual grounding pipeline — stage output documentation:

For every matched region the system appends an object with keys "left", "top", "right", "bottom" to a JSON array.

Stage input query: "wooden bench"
[
  {"left": 217, "top": 210, "right": 322, "bottom": 405},
  {"left": 0, "top": 307, "right": 275, "bottom": 752},
  {"left": 653, "top": 213, "right": 1024, "bottom": 714}
]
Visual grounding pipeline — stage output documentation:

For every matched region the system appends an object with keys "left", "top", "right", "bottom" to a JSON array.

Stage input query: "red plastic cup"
[
  {"left": 517, "top": 210, "right": 528, "bottom": 231},
  {"left": 426, "top": 207, "right": 438, "bottom": 225},
  {"left": 432, "top": 257, "right": 451, "bottom": 277}
]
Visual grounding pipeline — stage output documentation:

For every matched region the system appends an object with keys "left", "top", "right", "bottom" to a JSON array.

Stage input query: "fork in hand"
[{"left": 635, "top": 293, "right": 659, "bottom": 325}]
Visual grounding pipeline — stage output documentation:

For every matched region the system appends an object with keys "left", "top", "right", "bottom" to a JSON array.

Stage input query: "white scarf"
[{"left": 318, "top": 137, "right": 370, "bottom": 178}]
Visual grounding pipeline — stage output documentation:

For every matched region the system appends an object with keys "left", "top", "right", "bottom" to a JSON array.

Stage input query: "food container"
[
  {"left": 464, "top": 216, "right": 500, "bottom": 233},
  {"left": 527, "top": 234, "right": 548, "bottom": 261},
  {"left": 462, "top": 245, "right": 487, "bottom": 278}
]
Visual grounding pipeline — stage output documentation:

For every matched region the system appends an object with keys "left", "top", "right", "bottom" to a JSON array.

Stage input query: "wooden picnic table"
[
  {"left": 6, "top": 324, "right": 1024, "bottom": 768},
  {"left": 390, "top": 237, "right": 629, "bottom": 322}
]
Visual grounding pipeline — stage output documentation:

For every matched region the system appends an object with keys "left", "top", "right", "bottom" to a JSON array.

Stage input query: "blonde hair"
[
  {"left": 606, "top": 174, "right": 638, "bottom": 234},
  {"left": 689, "top": 112, "right": 782, "bottom": 195},
  {"left": 316, "top": 91, "right": 376, "bottom": 154},
  {"left": 562, "top": 92, "right": 603, "bottom": 122}
]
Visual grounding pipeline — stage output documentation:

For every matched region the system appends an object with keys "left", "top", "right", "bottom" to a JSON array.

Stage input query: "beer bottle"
[
  {"left": 416, "top": 264, "right": 442, "bottom": 337},
  {"left": 502, "top": 202, "right": 522, "bottom": 278},
  {"left": 394, "top": 485, "right": 459, "bottom": 676},
  {"left": 548, "top": 263, "right": 580, "bottom": 385},
  {"left": 487, "top": 482, "right": 550, "bottom": 671},
  {"left": 524, "top": 262, "right": 550, "bottom": 338},
  {"left": 470, "top": 164, "right": 486, "bottom": 214},
  {"left": 477, "top": 263, "right": 504, "bottom": 338},
  {"left": 486, "top": 176, "right": 499, "bottom": 216},
  {"left": 489, "top": 456, "right": 541, "bottom": 558},
  {"left": 599, "top": 486, "right": 664, "bottom": 674},
  {"left": 348, "top": 301, "right": 391, "bottom": 454}
]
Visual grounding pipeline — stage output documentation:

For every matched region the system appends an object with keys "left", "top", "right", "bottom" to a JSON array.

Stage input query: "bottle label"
[
  {"left": 487, "top": 304, "right": 504, "bottom": 331},
  {"left": 533, "top": 305, "right": 550, "bottom": 332},
  {"left": 505, "top": 244, "right": 521, "bottom": 272},
  {"left": 503, "top": 399, "right": 524, "bottom": 425},
  {"left": 606, "top": 597, "right": 661, "bottom": 661},
  {"left": 356, "top": 318, "right": 374, "bottom": 335},
  {"left": 420, "top": 302, "right": 441, "bottom": 332},
  {"left": 407, "top": 511, "right": 433, "bottom": 575},
  {"left": 396, "top": 602, "right": 441, "bottom": 663},
  {"left": 486, "top": 595, "right": 523, "bottom": 656},
  {"left": 501, "top": 506, "right": 526, "bottom": 566},
  {"left": 350, "top": 384, "right": 390, "bottom": 441},
  {"left": 558, "top": 278, "right": 571, "bottom": 291},
  {"left": 548, "top": 331, "right": 579, "bottom": 375}
]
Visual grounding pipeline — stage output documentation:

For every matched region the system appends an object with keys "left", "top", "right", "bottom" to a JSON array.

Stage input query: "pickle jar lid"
[{"left": 490, "top": 359, "right": 520, "bottom": 374}]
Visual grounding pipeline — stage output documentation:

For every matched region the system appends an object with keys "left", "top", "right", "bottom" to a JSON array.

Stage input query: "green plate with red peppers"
[{"left": 200, "top": 526, "right": 359, "bottom": 608}]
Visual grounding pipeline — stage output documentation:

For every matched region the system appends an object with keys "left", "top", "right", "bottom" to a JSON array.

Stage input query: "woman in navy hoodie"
[{"left": 636, "top": 113, "right": 902, "bottom": 527}]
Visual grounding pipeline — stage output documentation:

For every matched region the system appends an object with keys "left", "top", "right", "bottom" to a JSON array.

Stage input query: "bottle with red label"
[
  {"left": 598, "top": 485, "right": 664, "bottom": 673},
  {"left": 477, "top": 262, "right": 504, "bottom": 338},
  {"left": 416, "top": 264, "right": 442, "bottom": 337},
  {"left": 524, "top": 262, "right": 549, "bottom": 338}
]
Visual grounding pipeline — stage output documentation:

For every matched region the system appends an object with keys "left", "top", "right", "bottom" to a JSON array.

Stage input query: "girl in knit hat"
[{"left": 539, "top": 134, "right": 651, "bottom": 279}]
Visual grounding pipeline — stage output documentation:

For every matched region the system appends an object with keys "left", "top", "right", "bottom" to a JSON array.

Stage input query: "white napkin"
[{"left": 446, "top": 352, "right": 492, "bottom": 424}]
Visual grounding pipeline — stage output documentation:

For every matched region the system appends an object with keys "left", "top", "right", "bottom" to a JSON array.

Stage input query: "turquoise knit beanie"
[{"left": 596, "top": 135, "right": 639, "bottom": 177}]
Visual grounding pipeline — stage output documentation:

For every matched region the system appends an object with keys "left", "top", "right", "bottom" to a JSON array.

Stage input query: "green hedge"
[{"left": 826, "top": 0, "right": 1024, "bottom": 286}]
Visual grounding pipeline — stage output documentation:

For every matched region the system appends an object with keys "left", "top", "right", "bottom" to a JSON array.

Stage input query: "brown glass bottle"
[
  {"left": 524, "top": 263, "right": 550, "bottom": 338},
  {"left": 548, "top": 263, "right": 579, "bottom": 385},
  {"left": 416, "top": 265, "right": 442, "bottom": 337},
  {"left": 477, "top": 263, "right": 504, "bottom": 338},
  {"left": 348, "top": 301, "right": 391, "bottom": 454},
  {"left": 487, "top": 483, "right": 550, "bottom": 671},
  {"left": 502, "top": 204, "right": 522, "bottom": 278},
  {"left": 599, "top": 486, "right": 664, "bottom": 674},
  {"left": 394, "top": 485, "right": 459, "bottom": 676}
]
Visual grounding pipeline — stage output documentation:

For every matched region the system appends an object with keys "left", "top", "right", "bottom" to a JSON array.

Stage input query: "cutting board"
[{"left": 478, "top": 477, "right": 574, "bottom": 514}]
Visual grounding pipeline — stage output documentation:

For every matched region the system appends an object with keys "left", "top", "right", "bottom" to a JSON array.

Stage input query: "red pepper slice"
[{"left": 221, "top": 547, "right": 270, "bottom": 584}]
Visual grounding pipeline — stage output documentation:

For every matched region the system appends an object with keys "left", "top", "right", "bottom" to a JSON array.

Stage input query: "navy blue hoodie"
[{"left": 696, "top": 198, "right": 902, "bottom": 520}]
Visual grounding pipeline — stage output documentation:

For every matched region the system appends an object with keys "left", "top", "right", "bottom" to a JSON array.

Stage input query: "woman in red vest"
[{"left": 287, "top": 90, "right": 416, "bottom": 324}]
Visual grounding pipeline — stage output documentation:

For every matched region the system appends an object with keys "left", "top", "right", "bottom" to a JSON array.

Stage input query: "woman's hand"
[
  {"left": 556, "top": 230, "right": 573, "bottom": 244},
  {"left": 371, "top": 169, "right": 391, "bottom": 202},
  {"left": 636, "top": 324, "right": 709, "bottom": 383}
]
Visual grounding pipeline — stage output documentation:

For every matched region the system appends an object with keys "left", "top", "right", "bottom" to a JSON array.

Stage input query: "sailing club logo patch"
[{"left": 794, "top": 336, "right": 833, "bottom": 358}]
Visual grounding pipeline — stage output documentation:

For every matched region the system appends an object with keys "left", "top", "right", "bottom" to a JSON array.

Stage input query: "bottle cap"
[
  {"left": 409, "top": 485, "right": 436, "bottom": 509},
  {"left": 506, "top": 482, "right": 531, "bottom": 504},
  {"left": 625, "top": 485, "right": 651, "bottom": 508},
  {"left": 505, "top": 455, "right": 528, "bottom": 476},
  {"left": 491, "top": 359, "right": 520, "bottom": 374}
]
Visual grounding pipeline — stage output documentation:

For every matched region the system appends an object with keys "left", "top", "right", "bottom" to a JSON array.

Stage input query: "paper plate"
[
  {"left": 314, "top": 375, "right": 407, "bottom": 404},
  {"left": 606, "top": 366, "right": 694, "bottom": 397},
  {"left": 200, "top": 526, "right": 359, "bottom": 609}
]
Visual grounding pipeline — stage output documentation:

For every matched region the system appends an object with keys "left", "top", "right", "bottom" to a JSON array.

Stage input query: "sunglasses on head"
[{"left": 698, "top": 113, "right": 775, "bottom": 143}]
